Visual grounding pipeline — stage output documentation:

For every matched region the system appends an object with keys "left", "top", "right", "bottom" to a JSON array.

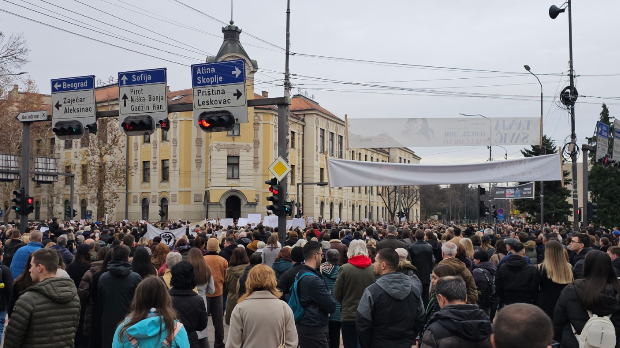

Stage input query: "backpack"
[
  {"left": 475, "top": 268, "right": 495, "bottom": 308},
  {"left": 125, "top": 321, "right": 183, "bottom": 348},
  {"left": 287, "top": 272, "right": 317, "bottom": 322},
  {"left": 571, "top": 311, "right": 616, "bottom": 348}
]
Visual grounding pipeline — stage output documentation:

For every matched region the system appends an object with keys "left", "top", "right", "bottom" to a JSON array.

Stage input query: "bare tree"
[{"left": 378, "top": 185, "right": 419, "bottom": 222}]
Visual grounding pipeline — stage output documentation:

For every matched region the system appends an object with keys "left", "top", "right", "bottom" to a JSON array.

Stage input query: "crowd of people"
[{"left": 0, "top": 217, "right": 618, "bottom": 348}]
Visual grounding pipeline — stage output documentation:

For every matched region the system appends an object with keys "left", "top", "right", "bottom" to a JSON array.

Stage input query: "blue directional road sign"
[
  {"left": 498, "top": 214, "right": 504, "bottom": 220},
  {"left": 191, "top": 59, "right": 247, "bottom": 124},
  {"left": 596, "top": 121, "right": 610, "bottom": 160},
  {"left": 51, "top": 75, "right": 95, "bottom": 93},
  {"left": 118, "top": 68, "right": 168, "bottom": 124},
  {"left": 51, "top": 75, "right": 96, "bottom": 132}
]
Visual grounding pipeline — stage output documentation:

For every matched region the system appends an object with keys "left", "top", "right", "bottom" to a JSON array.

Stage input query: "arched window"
[
  {"left": 329, "top": 202, "right": 333, "bottom": 221},
  {"left": 351, "top": 204, "right": 355, "bottom": 221},
  {"left": 320, "top": 201, "right": 324, "bottom": 218},
  {"left": 160, "top": 197, "right": 169, "bottom": 221},
  {"left": 339, "top": 203, "right": 343, "bottom": 221},
  {"left": 141, "top": 197, "right": 149, "bottom": 221},
  {"left": 64, "top": 200, "right": 71, "bottom": 220},
  {"left": 34, "top": 200, "right": 40, "bottom": 221},
  {"left": 80, "top": 199, "right": 87, "bottom": 219}
]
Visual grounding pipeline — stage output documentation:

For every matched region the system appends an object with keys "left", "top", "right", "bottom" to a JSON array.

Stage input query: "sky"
[{"left": 3, "top": 0, "right": 620, "bottom": 165}]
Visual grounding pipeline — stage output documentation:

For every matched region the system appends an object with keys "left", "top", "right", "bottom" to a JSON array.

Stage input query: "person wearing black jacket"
[
  {"left": 277, "top": 246, "right": 305, "bottom": 299},
  {"left": 408, "top": 230, "right": 434, "bottom": 306},
  {"left": 376, "top": 225, "right": 406, "bottom": 252},
  {"left": 3, "top": 229, "right": 24, "bottom": 268},
  {"left": 357, "top": 248, "right": 425, "bottom": 348},
  {"left": 294, "top": 241, "right": 336, "bottom": 348},
  {"left": 608, "top": 246, "right": 620, "bottom": 277},
  {"left": 219, "top": 237, "right": 237, "bottom": 262},
  {"left": 0, "top": 247, "right": 14, "bottom": 338},
  {"left": 169, "top": 261, "right": 208, "bottom": 348},
  {"left": 570, "top": 233, "right": 592, "bottom": 280},
  {"left": 495, "top": 243, "right": 536, "bottom": 305},
  {"left": 49, "top": 218, "right": 60, "bottom": 238}
]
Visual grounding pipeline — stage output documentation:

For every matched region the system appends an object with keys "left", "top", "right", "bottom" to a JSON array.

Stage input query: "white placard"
[
  {"left": 237, "top": 218, "right": 249, "bottom": 226},
  {"left": 248, "top": 214, "right": 262, "bottom": 224},
  {"left": 220, "top": 218, "right": 234, "bottom": 228},
  {"left": 286, "top": 220, "right": 293, "bottom": 229},
  {"left": 292, "top": 218, "right": 305, "bottom": 229},
  {"left": 307, "top": 217, "right": 314, "bottom": 224}
]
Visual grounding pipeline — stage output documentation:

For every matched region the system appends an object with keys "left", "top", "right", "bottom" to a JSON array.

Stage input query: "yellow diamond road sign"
[{"left": 269, "top": 156, "right": 291, "bottom": 181}]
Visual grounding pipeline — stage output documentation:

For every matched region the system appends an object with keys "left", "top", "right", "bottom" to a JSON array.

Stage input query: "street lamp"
[
  {"left": 549, "top": 0, "right": 579, "bottom": 229},
  {"left": 524, "top": 64, "right": 545, "bottom": 228},
  {"left": 296, "top": 181, "right": 328, "bottom": 218}
]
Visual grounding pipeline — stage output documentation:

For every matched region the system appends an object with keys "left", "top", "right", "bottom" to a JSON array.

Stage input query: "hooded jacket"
[
  {"left": 321, "top": 262, "right": 341, "bottom": 322},
  {"left": 334, "top": 255, "right": 376, "bottom": 322},
  {"left": 397, "top": 260, "right": 423, "bottom": 296},
  {"left": 225, "top": 264, "right": 247, "bottom": 325},
  {"left": 438, "top": 257, "right": 478, "bottom": 304},
  {"left": 420, "top": 304, "right": 493, "bottom": 348},
  {"left": 294, "top": 264, "right": 337, "bottom": 333},
  {"left": 112, "top": 316, "right": 190, "bottom": 348},
  {"left": 51, "top": 245, "right": 74, "bottom": 266},
  {"left": 272, "top": 259, "right": 293, "bottom": 281},
  {"left": 78, "top": 260, "right": 103, "bottom": 336},
  {"left": 4, "top": 277, "right": 81, "bottom": 348},
  {"left": 524, "top": 240, "right": 538, "bottom": 264},
  {"left": 169, "top": 288, "right": 207, "bottom": 348},
  {"left": 495, "top": 255, "right": 536, "bottom": 305},
  {"left": 219, "top": 244, "right": 237, "bottom": 262},
  {"left": 408, "top": 240, "right": 435, "bottom": 285},
  {"left": 3, "top": 238, "right": 24, "bottom": 267},
  {"left": 98, "top": 260, "right": 143, "bottom": 348},
  {"left": 472, "top": 261, "right": 497, "bottom": 307},
  {"left": 356, "top": 272, "right": 425, "bottom": 348},
  {"left": 571, "top": 247, "right": 592, "bottom": 280},
  {"left": 554, "top": 280, "right": 620, "bottom": 348},
  {"left": 10, "top": 241, "right": 44, "bottom": 278},
  {"left": 613, "top": 258, "right": 620, "bottom": 278}
]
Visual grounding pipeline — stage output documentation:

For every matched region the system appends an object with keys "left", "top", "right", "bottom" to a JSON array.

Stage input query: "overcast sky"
[{"left": 3, "top": 0, "right": 620, "bottom": 164}]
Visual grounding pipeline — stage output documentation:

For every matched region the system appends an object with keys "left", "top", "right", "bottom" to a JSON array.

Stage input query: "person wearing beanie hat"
[
  {"left": 277, "top": 246, "right": 305, "bottom": 300},
  {"left": 203, "top": 238, "right": 228, "bottom": 348},
  {"left": 395, "top": 248, "right": 408, "bottom": 262}
]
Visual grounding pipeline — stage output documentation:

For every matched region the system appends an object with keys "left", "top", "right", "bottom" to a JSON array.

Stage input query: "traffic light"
[
  {"left": 121, "top": 115, "right": 155, "bottom": 135},
  {"left": 24, "top": 196, "right": 34, "bottom": 215},
  {"left": 598, "top": 155, "right": 615, "bottom": 167},
  {"left": 265, "top": 178, "right": 282, "bottom": 215},
  {"left": 85, "top": 122, "right": 98, "bottom": 134},
  {"left": 283, "top": 202, "right": 294, "bottom": 217},
  {"left": 53, "top": 121, "right": 84, "bottom": 140},
  {"left": 397, "top": 211, "right": 406, "bottom": 219},
  {"left": 72, "top": 209, "right": 77, "bottom": 218},
  {"left": 478, "top": 187, "right": 486, "bottom": 196},
  {"left": 197, "top": 110, "right": 235, "bottom": 132},
  {"left": 577, "top": 207, "right": 582, "bottom": 222},
  {"left": 159, "top": 118, "right": 170, "bottom": 131},
  {"left": 587, "top": 201, "right": 598, "bottom": 222},
  {"left": 493, "top": 209, "right": 498, "bottom": 219},
  {"left": 158, "top": 204, "right": 165, "bottom": 217},
  {"left": 64, "top": 205, "right": 71, "bottom": 219},
  {"left": 479, "top": 201, "right": 486, "bottom": 216},
  {"left": 12, "top": 188, "right": 24, "bottom": 215}
]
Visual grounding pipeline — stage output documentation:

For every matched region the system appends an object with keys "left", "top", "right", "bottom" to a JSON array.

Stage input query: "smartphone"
[{"left": 550, "top": 342, "right": 560, "bottom": 347}]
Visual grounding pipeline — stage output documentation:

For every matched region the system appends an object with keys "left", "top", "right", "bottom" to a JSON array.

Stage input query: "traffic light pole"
[
  {"left": 19, "top": 122, "right": 30, "bottom": 234},
  {"left": 581, "top": 144, "right": 595, "bottom": 229},
  {"left": 477, "top": 185, "right": 481, "bottom": 229}
]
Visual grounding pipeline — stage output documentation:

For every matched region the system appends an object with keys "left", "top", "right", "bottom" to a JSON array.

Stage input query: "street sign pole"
[
  {"left": 278, "top": 104, "right": 287, "bottom": 242},
  {"left": 20, "top": 121, "right": 30, "bottom": 234}
]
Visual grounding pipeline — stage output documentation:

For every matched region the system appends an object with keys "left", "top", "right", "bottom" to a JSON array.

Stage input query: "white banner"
[
  {"left": 327, "top": 154, "right": 562, "bottom": 187},
  {"left": 145, "top": 224, "right": 188, "bottom": 249},
  {"left": 347, "top": 117, "right": 541, "bottom": 148}
]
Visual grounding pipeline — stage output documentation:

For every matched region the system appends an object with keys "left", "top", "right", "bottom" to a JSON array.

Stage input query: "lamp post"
[
  {"left": 524, "top": 64, "right": 545, "bottom": 228},
  {"left": 550, "top": 1, "right": 579, "bottom": 230},
  {"left": 296, "top": 181, "right": 328, "bottom": 218},
  {"left": 461, "top": 113, "right": 493, "bottom": 223}
]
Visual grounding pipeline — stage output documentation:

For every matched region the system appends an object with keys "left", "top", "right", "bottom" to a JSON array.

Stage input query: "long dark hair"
[
  {"left": 229, "top": 247, "right": 249, "bottom": 267},
  {"left": 132, "top": 247, "right": 157, "bottom": 279},
  {"left": 579, "top": 250, "right": 620, "bottom": 311},
  {"left": 118, "top": 277, "right": 177, "bottom": 344},
  {"left": 96, "top": 249, "right": 114, "bottom": 275},
  {"left": 14, "top": 253, "right": 34, "bottom": 292}
]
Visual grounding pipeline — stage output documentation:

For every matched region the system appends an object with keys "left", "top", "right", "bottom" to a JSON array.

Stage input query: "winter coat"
[
  {"left": 497, "top": 251, "right": 531, "bottom": 269},
  {"left": 285, "top": 237, "right": 298, "bottom": 247},
  {"left": 293, "top": 264, "right": 337, "bottom": 333},
  {"left": 321, "top": 262, "right": 341, "bottom": 322},
  {"left": 613, "top": 258, "right": 620, "bottom": 278},
  {"left": 472, "top": 261, "right": 497, "bottom": 308},
  {"left": 532, "top": 265, "right": 571, "bottom": 321},
  {"left": 420, "top": 304, "right": 493, "bottom": 348},
  {"left": 334, "top": 255, "right": 376, "bottom": 322},
  {"left": 175, "top": 245, "right": 191, "bottom": 262},
  {"left": 10, "top": 241, "right": 43, "bottom": 278},
  {"left": 554, "top": 280, "right": 620, "bottom": 348},
  {"left": 261, "top": 246, "right": 281, "bottom": 267},
  {"left": 226, "top": 290, "right": 298, "bottom": 348},
  {"left": 329, "top": 240, "right": 349, "bottom": 266},
  {"left": 524, "top": 240, "right": 538, "bottom": 264},
  {"left": 51, "top": 245, "right": 75, "bottom": 265},
  {"left": 408, "top": 240, "right": 434, "bottom": 285},
  {"left": 571, "top": 247, "right": 592, "bottom": 280},
  {"left": 203, "top": 252, "right": 228, "bottom": 297},
  {"left": 490, "top": 252, "right": 506, "bottom": 266},
  {"left": 219, "top": 244, "right": 236, "bottom": 262},
  {"left": 112, "top": 316, "right": 189, "bottom": 348},
  {"left": 457, "top": 256, "right": 473, "bottom": 272},
  {"left": 170, "top": 288, "right": 208, "bottom": 348},
  {"left": 397, "top": 260, "right": 423, "bottom": 296},
  {"left": 99, "top": 260, "right": 143, "bottom": 348},
  {"left": 66, "top": 261, "right": 91, "bottom": 342},
  {"left": 277, "top": 262, "right": 303, "bottom": 299},
  {"left": 376, "top": 235, "right": 406, "bottom": 251},
  {"left": 272, "top": 259, "right": 293, "bottom": 281},
  {"left": 495, "top": 255, "right": 537, "bottom": 305},
  {"left": 237, "top": 264, "right": 256, "bottom": 299},
  {"left": 4, "top": 277, "right": 80, "bottom": 348},
  {"left": 225, "top": 264, "right": 247, "bottom": 325},
  {"left": 428, "top": 240, "right": 443, "bottom": 265},
  {"left": 89, "top": 271, "right": 105, "bottom": 348},
  {"left": 0, "top": 262, "right": 13, "bottom": 312},
  {"left": 536, "top": 243, "right": 546, "bottom": 264},
  {"left": 356, "top": 272, "right": 425, "bottom": 348},
  {"left": 3, "top": 239, "right": 24, "bottom": 267},
  {"left": 438, "top": 257, "right": 478, "bottom": 304},
  {"left": 482, "top": 247, "right": 495, "bottom": 260},
  {"left": 78, "top": 260, "right": 102, "bottom": 337}
]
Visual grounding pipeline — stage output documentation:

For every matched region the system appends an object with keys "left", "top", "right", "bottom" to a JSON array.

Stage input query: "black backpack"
[{"left": 475, "top": 268, "right": 495, "bottom": 308}]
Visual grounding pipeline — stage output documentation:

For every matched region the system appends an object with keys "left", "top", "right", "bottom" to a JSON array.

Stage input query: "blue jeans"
[
  {"left": 341, "top": 321, "right": 360, "bottom": 348},
  {"left": 0, "top": 310, "right": 6, "bottom": 341}
]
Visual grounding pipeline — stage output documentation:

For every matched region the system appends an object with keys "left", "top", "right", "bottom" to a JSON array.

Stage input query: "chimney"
[{"left": 261, "top": 91, "right": 268, "bottom": 98}]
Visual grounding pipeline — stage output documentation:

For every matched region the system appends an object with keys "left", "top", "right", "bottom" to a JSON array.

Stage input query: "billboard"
[
  {"left": 492, "top": 182, "right": 535, "bottom": 199},
  {"left": 347, "top": 117, "right": 541, "bottom": 148}
]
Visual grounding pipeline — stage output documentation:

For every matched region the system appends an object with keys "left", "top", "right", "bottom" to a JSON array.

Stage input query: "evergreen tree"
[
  {"left": 585, "top": 104, "right": 620, "bottom": 227},
  {"left": 513, "top": 135, "right": 572, "bottom": 224}
]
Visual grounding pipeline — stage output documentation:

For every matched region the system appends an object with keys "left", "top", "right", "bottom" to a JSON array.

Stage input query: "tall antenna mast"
[{"left": 230, "top": 0, "right": 234, "bottom": 24}]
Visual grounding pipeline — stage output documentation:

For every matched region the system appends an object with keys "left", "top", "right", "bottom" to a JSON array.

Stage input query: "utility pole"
[
  {"left": 581, "top": 144, "right": 595, "bottom": 229},
  {"left": 567, "top": 0, "right": 579, "bottom": 230},
  {"left": 20, "top": 122, "right": 30, "bottom": 234},
  {"left": 125, "top": 134, "right": 129, "bottom": 220}
]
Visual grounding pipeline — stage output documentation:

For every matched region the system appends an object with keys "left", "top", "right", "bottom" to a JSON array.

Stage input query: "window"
[
  {"left": 142, "top": 161, "right": 150, "bottom": 182},
  {"left": 227, "top": 124, "right": 240, "bottom": 136},
  {"left": 80, "top": 133, "right": 89, "bottom": 148},
  {"left": 319, "top": 129, "right": 325, "bottom": 153},
  {"left": 329, "top": 132, "right": 334, "bottom": 156},
  {"left": 320, "top": 168, "right": 324, "bottom": 182},
  {"left": 161, "top": 159, "right": 169, "bottom": 182},
  {"left": 227, "top": 156, "right": 239, "bottom": 179},
  {"left": 358, "top": 153, "right": 361, "bottom": 161},
  {"left": 365, "top": 155, "right": 368, "bottom": 161},
  {"left": 351, "top": 151, "right": 355, "bottom": 160},
  {"left": 162, "top": 129, "right": 169, "bottom": 141},
  {"left": 291, "top": 165, "right": 296, "bottom": 185},
  {"left": 399, "top": 157, "right": 402, "bottom": 163},
  {"left": 65, "top": 166, "right": 71, "bottom": 185},
  {"left": 81, "top": 164, "right": 88, "bottom": 184},
  {"left": 49, "top": 138, "right": 56, "bottom": 155},
  {"left": 141, "top": 198, "right": 149, "bottom": 220},
  {"left": 290, "top": 131, "right": 296, "bottom": 148},
  {"left": 144, "top": 134, "right": 150, "bottom": 143},
  {"left": 64, "top": 140, "right": 72, "bottom": 150}
]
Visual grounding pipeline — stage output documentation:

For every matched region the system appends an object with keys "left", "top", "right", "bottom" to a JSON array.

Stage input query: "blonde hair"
[
  {"left": 459, "top": 238, "right": 475, "bottom": 259},
  {"left": 540, "top": 241, "right": 573, "bottom": 284},
  {"left": 138, "top": 237, "right": 150, "bottom": 246},
  {"left": 238, "top": 265, "right": 281, "bottom": 302},
  {"left": 22, "top": 234, "right": 30, "bottom": 244}
]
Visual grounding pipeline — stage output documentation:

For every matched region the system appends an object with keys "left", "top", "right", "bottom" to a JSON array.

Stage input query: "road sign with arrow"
[
  {"left": 118, "top": 68, "right": 167, "bottom": 129},
  {"left": 50, "top": 75, "right": 96, "bottom": 129},
  {"left": 191, "top": 59, "right": 248, "bottom": 124}
]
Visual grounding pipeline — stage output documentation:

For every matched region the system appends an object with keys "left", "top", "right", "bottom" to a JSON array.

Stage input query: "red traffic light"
[
  {"left": 269, "top": 186, "right": 279, "bottom": 195},
  {"left": 122, "top": 122, "right": 133, "bottom": 131},
  {"left": 198, "top": 119, "right": 210, "bottom": 128},
  {"left": 27, "top": 197, "right": 33, "bottom": 205}
]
